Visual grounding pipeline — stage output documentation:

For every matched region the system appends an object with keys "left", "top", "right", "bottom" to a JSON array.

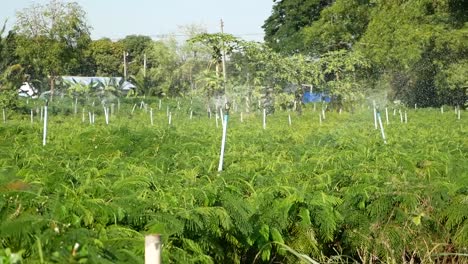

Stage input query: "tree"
[
  {"left": 118, "top": 35, "right": 153, "bottom": 77},
  {"left": 88, "top": 38, "right": 124, "bottom": 77},
  {"left": 262, "top": 0, "right": 333, "bottom": 54},
  {"left": 14, "top": 0, "right": 91, "bottom": 101},
  {"left": 0, "top": 22, "right": 23, "bottom": 108}
]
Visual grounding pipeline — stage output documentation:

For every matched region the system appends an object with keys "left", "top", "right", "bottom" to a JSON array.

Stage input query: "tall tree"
[
  {"left": 118, "top": 35, "right": 153, "bottom": 77},
  {"left": 88, "top": 38, "right": 124, "bottom": 76},
  {"left": 14, "top": 0, "right": 91, "bottom": 100},
  {"left": 262, "top": 0, "right": 332, "bottom": 54}
]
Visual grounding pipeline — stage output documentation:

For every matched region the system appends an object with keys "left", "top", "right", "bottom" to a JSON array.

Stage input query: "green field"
[{"left": 0, "top": 99, "right": 467, "bottom": 263}]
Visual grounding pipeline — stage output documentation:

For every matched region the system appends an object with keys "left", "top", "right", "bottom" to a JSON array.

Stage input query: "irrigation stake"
[
  {"left": 31, "top": 109, "right": 34, "bottom": 124},
  {"left": 322, "top": 108, "right": 326, "bottom": 120},
  {"left": 263, "top": 108, "right": 266, "bottom": 130},
  {"left": 117, "top": 99, "right": 120, "bottom": 112},
  {"left": 145, "top": 234, "right": 161, "bottom": 264},
  {"left": 166, "top": 106, "right": 169, "bottom": 117},
  {"left": 2, "top": 108, "right": 6, "bottom": 123},
  {"left": 319, "top": 114, "right": 322, "bottom": 125},
  {"left": 399, "top": 110, "right": 403, "bottom": 123},
  {"left": 377, "top": 111, "right": 387, "bottom": 144},
  {"left": 42, "top": 101, "right": 48, "bottom": 146},
  {"left": 385, "top": 107, "right": 389, "bottom": 125},
  {"left": 240, "top": 112, "right": 243, "bottom": 123},
  {"left": 441, "top": 106, "right": 444, "bottom": 114},
  {"left": 150, "top": 108, "right": 154, "bottom": 125},
  {"left": 104, "top": 107, "right": 109, "bottom": 125},
  {"left": 92, "top": 112, "right": 95, "bottom": 124},
  {"left": 220, "top": 108, "right": 224, "bottom": 127},
  {"left": 373, "top": 106, "right": 378, "bottom": 129},
  {"left": 82, "top": 108, "right": 85, "bottom": 123},
  {"left": 339, "top": 108, "right": 342, "bottom": 115},
  {"left": 457, "top": 109, "right": 461, "bottom": 120},
  {"left": 158, "top": 99, "right": 161, "bottom": 110},
  {"left": 215, "top": 113, "right": 219, "bottom": 128},
  {"left": 168, "top": 112, "right": 172, "bottom": 126},
  {"left": 217, "top": 103, "right": 229, "bottom": 172},
  {"left": 288, "top": 113, "right": 292, "bottom": 126},
  {"left": 404, "top": 111, "right": 408, "bottom": 123},
  {"left": 313, "top": 103, "right": 316, "bottom": 111},
  {"left": 74, "top": 98, "right": 78, "bottom": 115},
  {"left": 88, "top": 112, "right": 92, "bottom": 124},
  {"left": 190, "top": 110, "right": 193, "bottom": 120},
  {"left": 393, "top": 109, "right": 396, "bottom": 116}
]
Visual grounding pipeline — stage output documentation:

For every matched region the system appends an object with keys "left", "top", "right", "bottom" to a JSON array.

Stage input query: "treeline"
[
  {"left": 0, "top": 0, "right": 466, "bottom": 110},
  {"left": 263, "top": 0, "right": 467, "bottom": 107}
]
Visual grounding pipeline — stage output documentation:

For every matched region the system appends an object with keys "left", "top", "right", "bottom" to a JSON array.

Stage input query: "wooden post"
[{"left": 145, "top": 234, "right": 161, "bottom": 264}]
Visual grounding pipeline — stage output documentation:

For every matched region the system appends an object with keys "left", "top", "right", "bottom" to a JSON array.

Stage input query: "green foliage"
[{"left": 0, "top": 99, "right": 466, "bottom": 263}]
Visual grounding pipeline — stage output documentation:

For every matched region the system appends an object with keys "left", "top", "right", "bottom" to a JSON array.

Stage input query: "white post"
[
  {"left": 88, "top": 112, "right": 92, "bottom": 124},
  {"left": 263, "top": 108, "right": 266, "bottom": 130},
  {"left": 168, "top": 112, "right": 172, "bottom": 125},
  {"left": 404, "top": 111, "right": 408, "bottom": 123},
  {"left": 104, "top": 107, "right": 109, "bottom": 125},
  {"left": 190, "top": 110, "right": 193, "bottom": 120},
  {"left": 74, "top": 98, "right": 78, "bottom": 115},
  {"left": 240, "top": 112, "right": 243, "bottom": 123},
  {"left": 399, "top": 110, "right": 403, "bottom": 123},
  {"left": 385, "top": 107, "right": 389, "bottom": 125},
  {"left": 166, "top": 106, "right": 169, "bottom": 117},
  {"left": 322, "top": 108, "right": 326, "bottom": 120},
  {"left": 373, "top": 107, "right": 378, "bottom": 129},
  {"left": 217, "top": 110, "right": 228, "bottom": 172},
  {"left": 288, "top": 113, "right": 291, "bottom": 126},
  {"left": 319, "top": 114, "right": 322, "bottom": 125},
  {"left": 393, "top": 109, "right": 396, "bottom": 116},
  {"left": 92, "top": 112, "right": 95, "bottom": 124},
  {"left": 377, "top": 112, "right": 387, "bottom": 144},
  {"left": 313, "top": 103, "right": 316, "bottom": 112},
  {"left": 215, "top": 113, "right": 219, "bottom": 128},
  {"left": 82, "top": 108, "right": 85, "bottom": 123},
  {"left": 145, "top": 234, "right": 161, "bottom": 264},
  {"left": 42, "top": 104, "right": 48, "bottom": 146},
  {"left": 117, "top": 99, "right": 120, "bottom": 112},
  {"left": 30, "top": 109, "right": 34, "bottom": 124},
  {"left": 441, "top": 106, "right": 444, "bottom": 114},
  {"left": 150, "top": 108, "right": 154, "bottom": 126},
  {"left": 3, "top": 108, "right": 6, "bottom": 123},
  {"left": 457, "top": 109, "right": 461, "bottom": 120},
  {"left": 158, "top": 99, "right": 161, "bottom": 110},
  {"left": 220, "top": 108, "right": 224, "bottom": 127}
]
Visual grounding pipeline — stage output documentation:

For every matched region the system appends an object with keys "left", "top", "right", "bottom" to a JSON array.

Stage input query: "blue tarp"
[{"left": 303, "top": 92, "right": 331, "bottom": 103}]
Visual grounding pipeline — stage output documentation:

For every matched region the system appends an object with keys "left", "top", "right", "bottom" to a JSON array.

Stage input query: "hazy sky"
[{"left": 1, "top": 0, "right": 274, "bottom": 41}]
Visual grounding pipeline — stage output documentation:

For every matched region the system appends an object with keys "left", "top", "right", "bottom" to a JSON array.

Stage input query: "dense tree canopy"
[
  {"left": 14, "top": 0, "right": 92, "bottom": 98},
  {"left": 263, "top": 0, "right": 468, "bottom": 106}
]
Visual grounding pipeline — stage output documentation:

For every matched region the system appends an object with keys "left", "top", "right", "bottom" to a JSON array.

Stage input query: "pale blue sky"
[{"left": 1, "top": 0, "right": 274, "bottom": 41}]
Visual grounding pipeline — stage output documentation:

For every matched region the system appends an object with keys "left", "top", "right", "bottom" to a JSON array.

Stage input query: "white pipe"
[
  {"left": 263, "top": 108, "right": 266, "bottom": 130},
  {"left": 30, "top": 109, "right": 33, "bottom": 124},
  {"left": 218, "top": 113, "right": 228, "bottom": 172},
  {"left": 385, "top": 107, "right": 389, "bottom": 125},
  {"left": 373, "top": 107, "right": 378, "bottom": 129},
  {"left": 377, "top": 112, "right": 387, "bottom": 144},
  {"left": 145, "top": 234, "right": 161, "bottom": 264},
  {"left": 42, "top": 105, "right": 48, "bottom": 146},
  {"left": 288, "top": 114, "right": 291, "bottom": 126},
  {"left": 150, "top": 108, "right": 154, "bottom": 125}
]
